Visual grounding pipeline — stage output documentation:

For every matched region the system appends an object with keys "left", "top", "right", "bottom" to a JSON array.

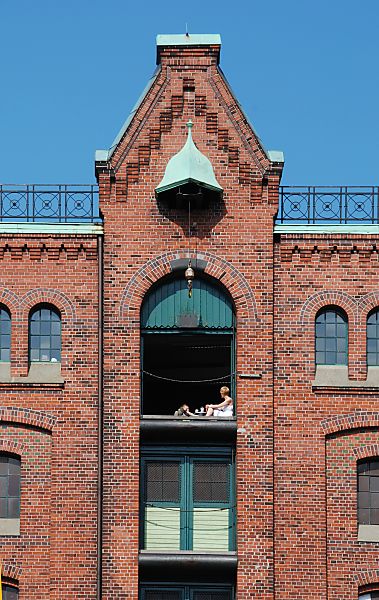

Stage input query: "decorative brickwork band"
[
  {"left": 321, "top": 411, "right": 379, "bottom": 435},
  {"left": 358, "top": 291, "right": 379, "bottom": 315},
  {"left": 119, "top": 250, "right": 258, "bottom": 323},
  {"left": 300, "top": 290, "right": 357, "bottom": 327},
  {"left": 0, "top": 406, "right": 57, "bottom": 432}
]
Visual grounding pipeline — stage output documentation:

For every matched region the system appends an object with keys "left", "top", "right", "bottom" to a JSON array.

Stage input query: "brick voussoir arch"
[
  {"left": 358, "top": 291, "right": 379, "bottom": 316},
  {"left": 355, "top": 568, "right": 379, "bottom": 588},
  {"left": 300, "top": 289, "right": 357, "bottom": 327},
  {"left": 20, "top": 288, "right": 76, "bottom": 323},
  {"left": 353, "top": 444, "right": 379, "bottom": 460},
  {"left": 0, "top": 406, "right": 57, "bottom": 432},
  {"left": 2, "top": 561, "right": 22, "bottom": 581},
  {"left": 0, "top": 288, "right": 20, "bottom": 315},
  {"left": 119, "top": 250, "right": 258, "bottom": 322},
  {"left": 321, "top": 411, "right": 379, "bottom": 436},
  {"left": 0, "top": 438, "right": 26, "bottom": 456}
]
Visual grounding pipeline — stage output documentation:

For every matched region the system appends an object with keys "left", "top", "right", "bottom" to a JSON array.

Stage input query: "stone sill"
[
  {"left": 358, "top": 524, "right": 379, "bottom": 542},
  {"left": 312, "top": 365, "right": 379, "bottom": 389},
  {"left": 0, "top": 362, "right": 64, "bottom": 386},
  {"left": 0, "top": 518, "right": 20, "bottom": 536}
]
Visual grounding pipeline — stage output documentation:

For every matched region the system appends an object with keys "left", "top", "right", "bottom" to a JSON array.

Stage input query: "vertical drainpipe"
[{"left": 97, "top": 233, "right": 104, "bottom": 600}]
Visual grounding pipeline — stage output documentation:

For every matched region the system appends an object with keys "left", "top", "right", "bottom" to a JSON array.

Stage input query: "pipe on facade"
[{"left": 97, "top": 234, "right": 104, "bottom": 600}]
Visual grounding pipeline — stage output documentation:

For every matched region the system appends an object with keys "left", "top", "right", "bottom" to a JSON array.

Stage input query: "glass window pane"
[
  {"left": 7, "top": 497, "right": 20, "bottom": 518},
  {"left": 40, "top": 308, "right": 50, "bottom": 320},
  {"left": 370, "top": 461, "right": 379, "bottom": 476},
  {"left": 0, "top": 477, "right": 8, "bottom": 497},
  {"left": 359, "top": 476, "right": 370, "bottom": 491},
  {"left": 40, "top": 321, "right": 50, "bottom": 335},
  {"left": 0, "top": 349, "right": 9, "bottom": 362},
  {"left": 40, "top": 337, "right": 50, "bottom": 349},
  {"left": 0, "top": 498, "right": 7, "bottom": 518},
  {"left": 1, "top": 320, "right": 10, "bottom": 335},
  {"left": 358, "top": 491, "right": 370, "bottom": 508},
  {"left": 371, "top": 509, "right": 379, "bottom": 525},
  {"left": 371, "top": 493, "right": 379, "bottom": 508},
  {"left": 370, "top": 477, "right": 379, "bottom": 492},
  {"left": 51, "top": 336, "right": 61, "bottom": 349},
  {"left": 30, "top": 349, "right": 39, "bottom": 361},
  {"left": 51, "top": 321, "right": 61, "bottom": 335},
  {"left": 326, "top": 323, "right": 336, "bottom": 337},
  {"left": 50, "top": 349, "right": 61, "bottom": 361},
  {"left": 359, "top": 508, "right": 370, "bottom": 524},
  {"left": 8, "top": 475, "right": 20, "bottom": 497},
  {"left": 30, "top": 336, "right": 40, "bottom": 349},
  {"left": 325, "top": 338, "right": 336, "bottom": 351},
  {"left": 30, "top": 321, "right": 40, "bottom": 335}
]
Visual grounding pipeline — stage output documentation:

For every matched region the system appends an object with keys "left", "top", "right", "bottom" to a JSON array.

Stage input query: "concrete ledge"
[
  {"left": 0, "top": 518, "right": 20, "bottom": 536},
  {"left": 313, "top": 365, "right": 379, "bottom": 388},
  {"left": 358, "top": 524, "right": 379, "bottom": 542},
  {"left": 140, "top": 416, "right": 236, "bottom": 443},
  {"left": 139, "top": 550, "right": 237, "bottom": 582},
  {"left": 4, "top": 362, "right": 65, "bottom": 385}
]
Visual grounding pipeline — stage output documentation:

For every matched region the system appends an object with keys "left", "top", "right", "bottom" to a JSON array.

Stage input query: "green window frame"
[
  {"left": 139, "top": 585, "right": 233, "bottom": 600},
  {"left": 141, "top": 447, "right": 235, "bottom": 552}
]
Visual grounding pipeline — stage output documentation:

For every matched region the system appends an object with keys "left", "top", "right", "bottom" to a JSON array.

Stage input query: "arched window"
[
  {"left": 0, "top": 454, "right": 21, "bottom": 520},
  {"left": 367, "top": 309, "right": 379, "bottom": 366},
  {"left": 315, "top": 307, "right": 348, "bottom": 365},
  {"left": 0, "top": 306, "right": 11, "bottom": 362},
  {"left": 29, "top": 304, "right": 61, "bottom": 362},
  {"left": 140, "top": 275, "right": 235, "bottom": 416},
  {"left": 359, "top": 593, "right": 379, "bottom": 600},
  {"left": 358, "top": 458, "right": 379, "bottom": 525},
  {"left": 2, "top": 583, "right": 19, "bottom": 599}
]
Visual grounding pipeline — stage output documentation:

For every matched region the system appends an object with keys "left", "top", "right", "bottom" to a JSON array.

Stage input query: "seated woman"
[{"left": 206, "top": 386, "right": 234, "bottom": 417}]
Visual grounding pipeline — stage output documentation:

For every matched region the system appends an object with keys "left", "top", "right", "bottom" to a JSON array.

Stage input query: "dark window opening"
[
  {"left": 0, "top": 454, "right": 21, "bottom": 519},
  {"left": 358, "top": 458, "right": 379, "bottom": 525},
  {"left": 142, "top": 334, "right": 233, "bottom": 416},
  {"left": 359, "top": 593, "right": 379, "bottom": 600}
]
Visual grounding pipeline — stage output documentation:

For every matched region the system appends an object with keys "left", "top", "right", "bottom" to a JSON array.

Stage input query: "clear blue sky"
[{"left": 1, "top": 0, "right": 378, "bottom": 186}]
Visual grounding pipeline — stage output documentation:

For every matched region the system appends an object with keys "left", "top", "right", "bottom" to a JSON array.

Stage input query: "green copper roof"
[{"left": 155, "top": 121, "right": 223, "bottom": 196}]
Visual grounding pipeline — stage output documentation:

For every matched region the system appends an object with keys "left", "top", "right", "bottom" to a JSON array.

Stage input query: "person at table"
[
  {"left": 174, "top": 404, "right": 195, "bottom": 417},
  {"left": 206, "top": 386, "right": 233, "bottom": 417}
]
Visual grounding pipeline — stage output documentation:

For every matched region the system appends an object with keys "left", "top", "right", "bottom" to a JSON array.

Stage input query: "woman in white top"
[{"left": 206, "top": 386, "right": 233, "bottom": 417}]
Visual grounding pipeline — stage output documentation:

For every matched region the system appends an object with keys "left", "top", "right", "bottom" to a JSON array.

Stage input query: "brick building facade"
[{"left": 0, "top": 33, "right": 378, "bottom": 599}]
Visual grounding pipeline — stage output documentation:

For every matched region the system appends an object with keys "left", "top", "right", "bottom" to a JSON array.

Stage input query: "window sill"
[
  {"left": 358, "top": 524, "right": 379, "bottom": 542},
  {"left": 0, "top": 362, "right": 64, "bottom": 386},
  {"left": 0, "top": 518, "right": 20, "bottom": 536},
  {"left": 312, "top": 366, "right": 379, "bottom": 389}
]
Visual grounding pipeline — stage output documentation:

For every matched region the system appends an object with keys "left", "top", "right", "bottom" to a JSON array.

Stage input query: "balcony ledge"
[
  {"left": 139, "top": 550, "right": 237, "bottom": 581},
  {"left": 140, "top": 416, "right": 237, "bottom": 443}
]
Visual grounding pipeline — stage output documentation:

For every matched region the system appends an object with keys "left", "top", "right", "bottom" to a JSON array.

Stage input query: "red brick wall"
[
  {"left": 99, "top": 44, "right": 281, "bottom": 599},
  {"left": 275, "top": 234, "right": 379, "bottom": 598},
  {"left": 0, "top": 235, "right": 99, "bottom": 598}
]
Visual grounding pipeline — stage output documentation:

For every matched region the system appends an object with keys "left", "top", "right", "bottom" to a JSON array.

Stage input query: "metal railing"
[
  {"left": 0, "top": 184, "right": 100, "bottom": 222},
  {"left": 277, "top": 186, "right": 379, "bottom": 225}
]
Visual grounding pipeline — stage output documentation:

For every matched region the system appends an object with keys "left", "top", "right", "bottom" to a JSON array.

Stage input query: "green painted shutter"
[{"left": 141, "top": 278, "right": 234, "bottom": 330}]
